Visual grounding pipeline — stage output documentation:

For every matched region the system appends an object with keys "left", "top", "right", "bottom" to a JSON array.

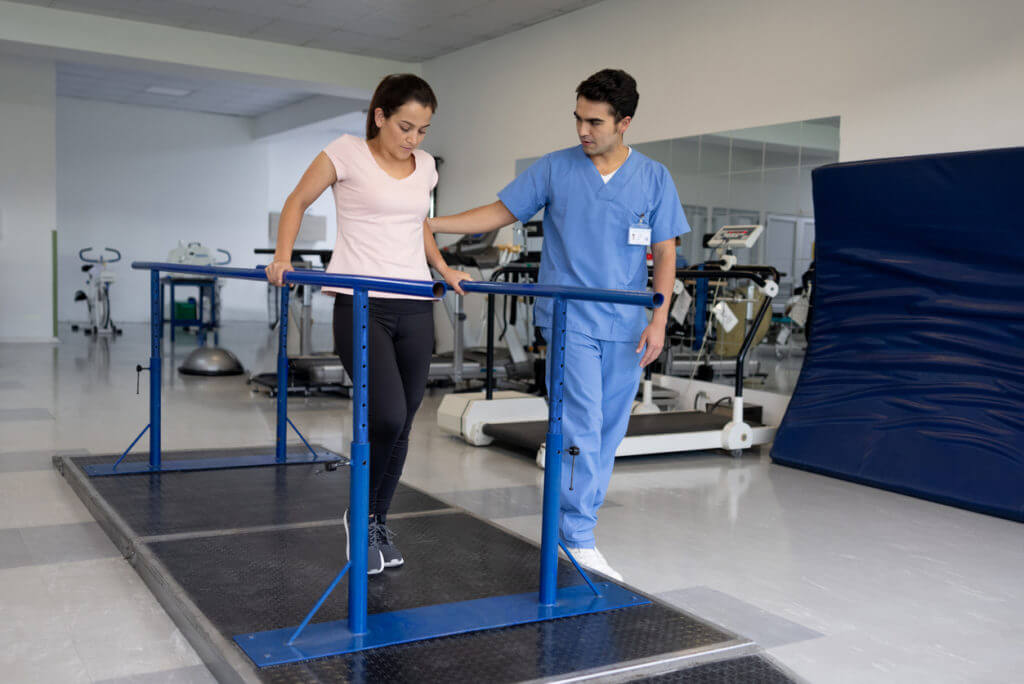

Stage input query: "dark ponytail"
[{"left": 366, "top": 74, "right": 438, "bottom": 140}]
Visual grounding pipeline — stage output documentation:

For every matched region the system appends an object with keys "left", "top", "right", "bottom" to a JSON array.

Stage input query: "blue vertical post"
[
  {"left": 349, "top": 288, "right": 370, "bottom": 634},
  {"left": 693, "top": 264, "right": 707, "bottom": 351},
  {"left": 149, "top": 270, "right": 162, "bottom": 471},
  {"left": 275, "top": 285, "right": 290, "bottom": 463},
  {"left": 540, "top": 296, "right": 568, "bottom": 605}
]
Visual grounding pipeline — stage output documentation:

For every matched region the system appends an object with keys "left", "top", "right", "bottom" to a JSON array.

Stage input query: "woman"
[{"left": 266, "top": 74, "right": 470, "bottom": 575}]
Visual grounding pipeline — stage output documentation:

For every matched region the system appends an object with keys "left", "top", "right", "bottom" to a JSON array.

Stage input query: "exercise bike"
[{"left": 73, "top": 247, "right": 123, "bottom": 336}]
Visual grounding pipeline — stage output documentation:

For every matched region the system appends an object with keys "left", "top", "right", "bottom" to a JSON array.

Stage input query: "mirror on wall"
[{"left": 516, "top": 116, "right": 839, "bottom": 300}]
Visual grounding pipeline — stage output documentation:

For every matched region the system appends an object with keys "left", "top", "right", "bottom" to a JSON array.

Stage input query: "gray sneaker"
[
  {"left": 343, "top": 509, "right": 384, "bottom": 575},
  {"left": 375, "top": 523, "right": 404, "bottom": 568}
]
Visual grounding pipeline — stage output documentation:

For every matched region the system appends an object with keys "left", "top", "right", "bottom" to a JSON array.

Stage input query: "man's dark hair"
[
  {"left": 366, "top": 74, "right": 438, "bottom": 140},
  {"left": 576, "top": 69, "right": 638, "bottom": 122}
]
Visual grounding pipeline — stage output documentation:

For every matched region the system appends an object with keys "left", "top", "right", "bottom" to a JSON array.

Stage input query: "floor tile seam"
[
  {"left": 136, "top": 507, "right": 462, "bottom": 544},
  {"left": 1, "top": 536, "right": 120, "bottom": 573}
]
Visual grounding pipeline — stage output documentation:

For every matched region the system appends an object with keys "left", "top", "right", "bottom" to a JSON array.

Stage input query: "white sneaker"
[{"left": 563, "top": 546, "right": 624, "bottom": 582}]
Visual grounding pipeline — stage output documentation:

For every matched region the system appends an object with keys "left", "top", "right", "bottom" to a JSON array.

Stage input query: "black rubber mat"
[
  {"left": 148, "top": 512, "right": 737, "bottom": 682},
  {"left": 150, "top": 513, "right": 588, "bottom": 633},
  {"left": 72, "top": 450, "right": 448, "bottom": 537},
  {"left": 484, "top": 411, "right": 762, "bottom": 452},
  {"left": 635, "top": 655, "right": 796, "bottom": 683}
]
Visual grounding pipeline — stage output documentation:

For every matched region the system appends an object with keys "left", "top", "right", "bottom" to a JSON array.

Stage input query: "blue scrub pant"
[{"left": 546, "top": 330, "right": 642, "bottom": 548}]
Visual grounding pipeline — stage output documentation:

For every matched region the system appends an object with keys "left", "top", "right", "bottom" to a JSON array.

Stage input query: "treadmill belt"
[{"left": 484, "top": 411, "right": 756, "bottom": 453}]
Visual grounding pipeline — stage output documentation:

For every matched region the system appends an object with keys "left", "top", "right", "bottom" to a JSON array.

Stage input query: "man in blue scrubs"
[{"left": 429, "top": 69, "right": 688, "bottom": 580}]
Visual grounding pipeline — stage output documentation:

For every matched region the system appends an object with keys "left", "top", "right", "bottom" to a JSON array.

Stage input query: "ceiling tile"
[
  {"left": 22, "top": 0, "right": 608, "bottom": 62},
  {"left": 247, "top": 18, "right": 336, "bottom": 43}
]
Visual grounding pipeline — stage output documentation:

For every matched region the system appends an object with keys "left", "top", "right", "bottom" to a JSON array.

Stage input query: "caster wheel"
[
  {"left": 731, "top": 449, "right": 743, "bottom": 458},
  {"left": 325, "top": 461, "right": 339, "bottom": 472}
]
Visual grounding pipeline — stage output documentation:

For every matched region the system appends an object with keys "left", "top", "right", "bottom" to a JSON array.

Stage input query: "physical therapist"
[{"left": 429, "top": 69, "right": 688, "bottom": 580}]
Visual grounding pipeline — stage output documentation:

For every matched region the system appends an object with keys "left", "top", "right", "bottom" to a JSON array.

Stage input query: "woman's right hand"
[
  {"left": 441, "top": 267, "right": 473, "bottom": 295},
  {"left": 265, "top": 260, "right": 294, "bottom": 287}
]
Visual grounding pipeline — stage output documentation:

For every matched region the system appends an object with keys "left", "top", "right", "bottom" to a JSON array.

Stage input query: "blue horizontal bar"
[
  {"left": 234, "top": 582, "right": 649, "bottom": 667},
  {"left": 132, "top": 261, "right": 446, "bottom": 299},
  {"left": 284, "top": 270, "right": 445, "bottom": 299},
  {"left": 133, "top": 262, "right": 269, "bottom": 281},
  {"left": 460, "top": 281, "right": 662, "bottom": 308},
  {"left": 134, "top": 261, "right": 659, "bottom": 306},
  {"left": 82, "top": 451, "right": 342, "bottom": 477}
]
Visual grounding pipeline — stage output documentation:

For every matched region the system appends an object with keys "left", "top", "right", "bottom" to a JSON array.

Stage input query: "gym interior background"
[{"left": 1, "top": 1, "right": 1022, "bottom": 683}]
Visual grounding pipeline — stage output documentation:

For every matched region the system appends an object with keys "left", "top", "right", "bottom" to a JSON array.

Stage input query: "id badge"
[{"left": 628, "top": 224, "right": 651, "bottom": 246}]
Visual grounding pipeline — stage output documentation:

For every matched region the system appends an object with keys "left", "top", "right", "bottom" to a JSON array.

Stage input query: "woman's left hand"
[{"left": 442, "top": 268, "right": 473, "bottom": 295}]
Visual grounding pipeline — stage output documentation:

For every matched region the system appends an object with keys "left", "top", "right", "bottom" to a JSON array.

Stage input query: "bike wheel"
[{"left": 97, "top": 286, "right": 111, "bottom": 331}]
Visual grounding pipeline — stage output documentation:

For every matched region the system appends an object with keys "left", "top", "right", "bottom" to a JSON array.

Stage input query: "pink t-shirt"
[{"left": 321, "top": 134, "right": 438, "bottom": 299}]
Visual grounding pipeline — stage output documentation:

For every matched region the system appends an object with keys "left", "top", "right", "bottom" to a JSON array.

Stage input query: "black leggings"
[{"left": 333, "top": 295, "right": 434, "bottom": 519}]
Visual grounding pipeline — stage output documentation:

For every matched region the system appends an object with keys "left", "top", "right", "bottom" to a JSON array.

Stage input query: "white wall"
[
  {"left": 56, "top": 99, "right": 365, "bottom": 326},
  {"left": 422, "top": 0, "right": 1024, "bottom": 216},
  {"left": 57, "top": 96, "right": 268, "bottom": 323},
  {"left": 265, "top": 119, "right": 363, "bottom": 327},
  {"left": 0, "top": 54, "right": 56, "bottom": 342}
]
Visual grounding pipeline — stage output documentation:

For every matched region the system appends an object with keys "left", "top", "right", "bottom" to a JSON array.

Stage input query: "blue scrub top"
[{"left": 498, "top": 145, "right": 689, "bottom": 342}]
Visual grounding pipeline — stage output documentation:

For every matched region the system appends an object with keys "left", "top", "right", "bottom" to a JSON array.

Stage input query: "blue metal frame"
[
  {"left": 92, "top": 263, "right": 440, "bottom": 478},
  {"left": 236, "top": 582, "right": 648, "bottom": 667},
  {"left": 461, "top": 280, "right": 663, "bottom": 308},
  {"left": 349, "top": 287, "right": 371, "bottom": 634},
  {"left": 235, "top": 279, "right": 659, "bottom": 665},
  {"left": 100, "top": 260, "right": 663, "bottom": 664},
  {"left": 150, "top": 269, "right": 161, "bottom": 470},
  {"left": 276, "top": 283, "right": 290, "bottom": 463},
  {"left": 540, "top": 296, "right": 568, "bottom": 605}
]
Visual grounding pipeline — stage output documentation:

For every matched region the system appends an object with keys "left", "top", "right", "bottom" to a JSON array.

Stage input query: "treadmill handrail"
[
  {"left": 673, "top": 268, "right": 773, "bottom": 288},
  {"left": 490, "top": 264, "right": 540, "bottom": 280}
]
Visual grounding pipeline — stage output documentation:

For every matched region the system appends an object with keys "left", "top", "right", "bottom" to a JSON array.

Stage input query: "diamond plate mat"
[
  {"left": 70, "top": 447, "right": 447, "bottom": 537},
  {"left": 149, "top": 512, "right": 740, "bottom": 682}
]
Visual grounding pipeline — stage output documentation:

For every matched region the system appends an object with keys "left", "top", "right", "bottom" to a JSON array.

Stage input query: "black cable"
[{"left": 709, "top": 396, "right": 733, "bottom": 413}]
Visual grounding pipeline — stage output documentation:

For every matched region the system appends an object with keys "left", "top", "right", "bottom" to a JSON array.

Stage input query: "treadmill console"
[{"left": 707, "top": 225, "right": 763, "bottom": 249}]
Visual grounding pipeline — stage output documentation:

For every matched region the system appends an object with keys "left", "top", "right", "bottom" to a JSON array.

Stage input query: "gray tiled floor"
[
  {"left": 0, "top": 408, "right": 55, "bottom": 421},
  {"left": 438, "top": 483, "right": 620, "bottom": 519},
  {"left": 0, "top": 449, "right": 88, "bottom": 473},
  {"left": 1, "top": 322, "right": 1022, "bottom": 683},
  {"left": 95, "top": 665, "right": 217, "bottom": 684},
  {"left": 19, "top": 522, "right": 121, "bottom": 567},
  {"left": 658, "top": 586, "right": 823, "bottom": 649}
]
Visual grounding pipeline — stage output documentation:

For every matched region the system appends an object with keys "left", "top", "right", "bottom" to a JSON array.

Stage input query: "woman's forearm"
[
  {"left": 423, "top": 222, "right": 451, "bottom": 274},
  {"left": 428, "top": 200, "right": 517, "bottom": 235},
  {"left": 273, "top": 194, "right": 309, "bottom": 264}
]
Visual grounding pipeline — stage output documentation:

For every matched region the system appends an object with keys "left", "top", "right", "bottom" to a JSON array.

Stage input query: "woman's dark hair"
[
  {"left": 576, "top": 69, "right": 638, "bottom": 122},
  {"left": 366, "top": 74, "right": 438, "bottom": 140}
]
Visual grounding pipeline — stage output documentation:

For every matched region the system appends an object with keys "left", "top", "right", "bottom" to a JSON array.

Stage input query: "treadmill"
[
  {"left": 250, "top": 248, "right": 350, "bottom": 396},
  {"left": 439, "top": 225, "right": 792, "bottom": 464}
]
